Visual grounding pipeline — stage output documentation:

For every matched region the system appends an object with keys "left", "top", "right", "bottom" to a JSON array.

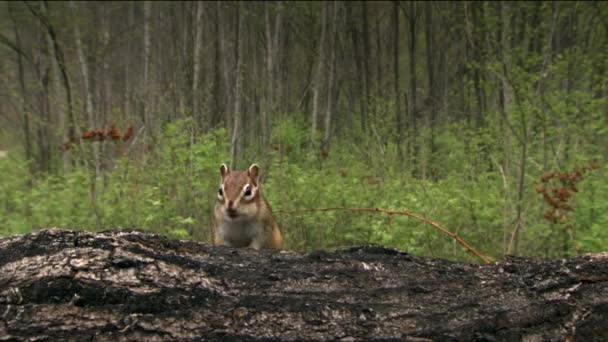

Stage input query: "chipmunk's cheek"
[{"left": 240, "top": 205, "right": 256, "bottom": 217}]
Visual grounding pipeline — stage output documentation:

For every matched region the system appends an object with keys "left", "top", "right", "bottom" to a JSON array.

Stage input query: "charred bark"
[{"left": 1, "top": 229, "right": 607, "bottom": 340}]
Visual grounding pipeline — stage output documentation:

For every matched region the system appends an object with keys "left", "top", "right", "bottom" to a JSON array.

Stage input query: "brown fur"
[{"left": 213, "top": 164, "right": 283, "bottom": 250}]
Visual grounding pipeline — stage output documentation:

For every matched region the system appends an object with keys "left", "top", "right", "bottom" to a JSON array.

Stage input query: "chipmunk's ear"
[
  {"left": 248, "top": 164, "right": 259, "bottom": 186},
  {"left": 220, "top": 164, "right": 230, "bottom": 180}
]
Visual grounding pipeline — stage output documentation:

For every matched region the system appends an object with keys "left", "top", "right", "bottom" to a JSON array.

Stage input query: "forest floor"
[{"left": 0, "top": 229, "right": 607, "bottom": 341}]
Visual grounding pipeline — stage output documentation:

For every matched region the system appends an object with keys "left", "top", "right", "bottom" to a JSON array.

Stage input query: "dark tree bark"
[{"left": 1, "top": 229, "right": 607, "bottom": 340}]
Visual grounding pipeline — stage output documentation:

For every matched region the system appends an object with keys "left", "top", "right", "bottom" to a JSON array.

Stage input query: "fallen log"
[{"left": 0, "top": 229, "right": 606, "bottom": 340}]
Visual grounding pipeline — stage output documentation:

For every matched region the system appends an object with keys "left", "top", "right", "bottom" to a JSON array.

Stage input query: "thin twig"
[{"left": 277, "top": 206, "right": 491, "bottom": 263}]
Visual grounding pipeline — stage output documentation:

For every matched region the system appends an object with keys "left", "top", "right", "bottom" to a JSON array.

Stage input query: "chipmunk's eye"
[
  {"left": 218, "top": 188, "right": 223, "bottom": 197},
  {"left": 244, "top": 185, "right": 252, "bottom": 197}
]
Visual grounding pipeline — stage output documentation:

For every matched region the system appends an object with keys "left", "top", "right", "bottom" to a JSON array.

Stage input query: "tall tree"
[
  {"left": 230, "top": 1, "right": 245, "bottom": 166},
  {"left": 210, "top": 1, "right": 223, "bottom": 127},
  {"left": 26, "top": 1, "right": 77, "bottom": 170},
  {"left": 311, "top": 2, "right": 327, "bottom": 145},
  {"left": 347, "top": 2, "right": 366, "bottom": 134},
  {"left": 143, "top": 1, "right": 151, "bottom": 132},
  {"left": 361, "top": 0, "right": 371, "bottom": 129},
  {"left": 393, "top": 1, "right": 404, "bottom": 171},
  {"left": 70, "top": 1, "right": 99, "bottom": 176},
  {"left": 323, "top": 1, "right": 339, "bottom": 152},
  {"left": 403, "top": 1, "right": 419, "bottom": 175},
  {"left": 8, "top": 3, "right": 32, "bottom": 169},
  {"left": 192, "top": 1, "right": 204, "bottom": 125},
  {"left": 264, "top": 1, "right": 283, "bottom": 147},
  {"left": 424, "top": 1, "right": 436, "bottom": 179}
]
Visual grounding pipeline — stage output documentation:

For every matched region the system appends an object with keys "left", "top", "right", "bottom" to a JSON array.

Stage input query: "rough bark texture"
[{"left": 1, "top": 229, "right": 607, "bottom": 341}]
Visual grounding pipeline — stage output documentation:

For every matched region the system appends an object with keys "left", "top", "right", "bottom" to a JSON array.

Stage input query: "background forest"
[{"left": 0, "top": 1, "right": 607, "bottom": 262}]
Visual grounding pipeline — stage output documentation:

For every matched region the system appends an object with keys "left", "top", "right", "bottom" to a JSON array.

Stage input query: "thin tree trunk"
[
  {"left": 264, "top": 3, "right": 272, "bottom": 147},
  {"left": 101, "top": 3, "right": 112, "bottom": 126},
  {"left": 508, "top": 126, "right": 527, "bottom": 256},
  {"left": 45, "top": 20, "right": 65, "bottom": 172},
  {"left": 394, "top": 1, "right": 404, "bottom": 172},
  {"left": 362, "top": 0, "right": 371, "bottom": 128},
  {"left": 311, "top": 3, "right": 327, "bottom": 145},
  {"left": 375, "top": 18, "right": 382, "bottom": 98},
  {"left": 264, "top": 1, "right": 282, "bottom": 148},
  {"left": 347, "top": 3, "right": 366, "bottom": 135},
  {"left": 26, "top": 1, "right": 77, "bottom": 170},
  {"left": 323, "top": 2, "right": 339, "bottom": 152},
  {"left": 424, "top": 1, "right": 435, "bottom": 180},
  {"left": 230, "top": 1, "right": 244, "bottom": 166},
  {"left": 143, "top": 1, "right": 151, "bottom": 132},
  {"left": 34, "top": 28, "right": 51, "bottom": 174},
  {"left": 124, "top": 2, "right": 134, "bottom": 123},
  {"left": 471, "top": 3, "right": 486, "bottom": 128},
  {"left": 498, "top": 1, "right": 512, "bottom": 257},
  {"left": 70, "top": 0, "right": 99, "bottom": 177},
  {"left": 211, "top": 1, "right": 222, "bottom": 127},
  {"left": 8, "top": 3, "right": 32, "bottom": 168},
  {"left": 219, "top": 3, "right": 233, "bottom": 133},
  {"left": 406, "top": 2, "right": 418, "bottom": 175},
  {"left": 193, "top": 1, "right": 204, "bottom": 126}
]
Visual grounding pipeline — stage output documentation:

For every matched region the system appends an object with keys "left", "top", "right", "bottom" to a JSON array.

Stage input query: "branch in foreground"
[{"left": 277, "top": 206, "right": 492, "bottom": 263}]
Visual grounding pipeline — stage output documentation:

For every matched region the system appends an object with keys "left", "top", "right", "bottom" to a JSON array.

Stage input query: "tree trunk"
[
  {"left": 211, "top": 1, "right": 223, "bottom": 128},
  {"left": 311, "top": 2, "right": 328, "bottom": 145},
  {"left": 143, "top": 1, "right": 151, "bottom": 132},
  {"left": 26, "top": 2, "right": 77, "bottom": 171},
  {"left": 70, "top": 1, "right": 99, "bottom": 177},
  {"left": 406, "top": 2, "right": 418, "bottom": 176},
  {"left": 192, "top": 1, "right": 204, "bottom": 125},
  {"left": 8, "top": 3, "right": 32, "bottom": 169},
  {"left": 264, "top": 1, "right": 283, "bottom": 148},
  {"left": 230, "top": 1, "right": 244, "bottom": 167},
  {"left": 219, "top": 3, "right": 233, "bottom": 133},
  {"left": 375, "top": 18, "right": 383, "bottom": 98},
  {"left": 362, "top": 0, "right": 371, "bottom": 128},
  {"left": 1, "top": 229, "right": 607, "bottom": 340},
  {"left": 471, "top": 3, "right": 486, "bottom": 128},
  {"left": 124, "top": 2, "right": 134, "bottom": 123},
  {"left": 264, "top": 2, "right": 272, "bottom": 147},
  {"left": 424, "top": 1, "right": 435, "bottom": 180},
  {"left": 347, "top": 3, "right": 366, "bottom": 136},
  {"left": 393, "top": 1, "right": 405, "bottom": 172},
  {"left": 322, "top": 2, "right": 339, "bottom": 152},
  {"left": 498, "top": 1, "right": 513, "bottom": 257}
]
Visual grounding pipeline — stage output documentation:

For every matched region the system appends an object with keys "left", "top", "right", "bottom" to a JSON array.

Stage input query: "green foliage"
[
  {"left": 0, "top": 119, "right": 229, "bottom": 241},
  {"left": 2, "top": 110, "right": 607, "bottom": 262}
]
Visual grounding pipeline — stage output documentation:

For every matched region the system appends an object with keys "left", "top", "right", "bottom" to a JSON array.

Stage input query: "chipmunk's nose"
[{"left": 227, "top": 200, "right": 238, "bottom": 217}]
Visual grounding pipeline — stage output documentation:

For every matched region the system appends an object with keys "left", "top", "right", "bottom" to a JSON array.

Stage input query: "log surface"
[{"left": 0, "top": 229, "right": 607, "bottom": 341}]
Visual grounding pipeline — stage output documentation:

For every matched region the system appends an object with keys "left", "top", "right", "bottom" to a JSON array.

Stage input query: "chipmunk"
[{"left": 213, "top": 164, "right": 283, "bottom": 250}]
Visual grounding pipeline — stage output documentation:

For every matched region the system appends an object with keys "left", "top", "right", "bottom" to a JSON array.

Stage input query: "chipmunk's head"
[{"left": 217, "top": 164, "right": 261, "bottom": 220}]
